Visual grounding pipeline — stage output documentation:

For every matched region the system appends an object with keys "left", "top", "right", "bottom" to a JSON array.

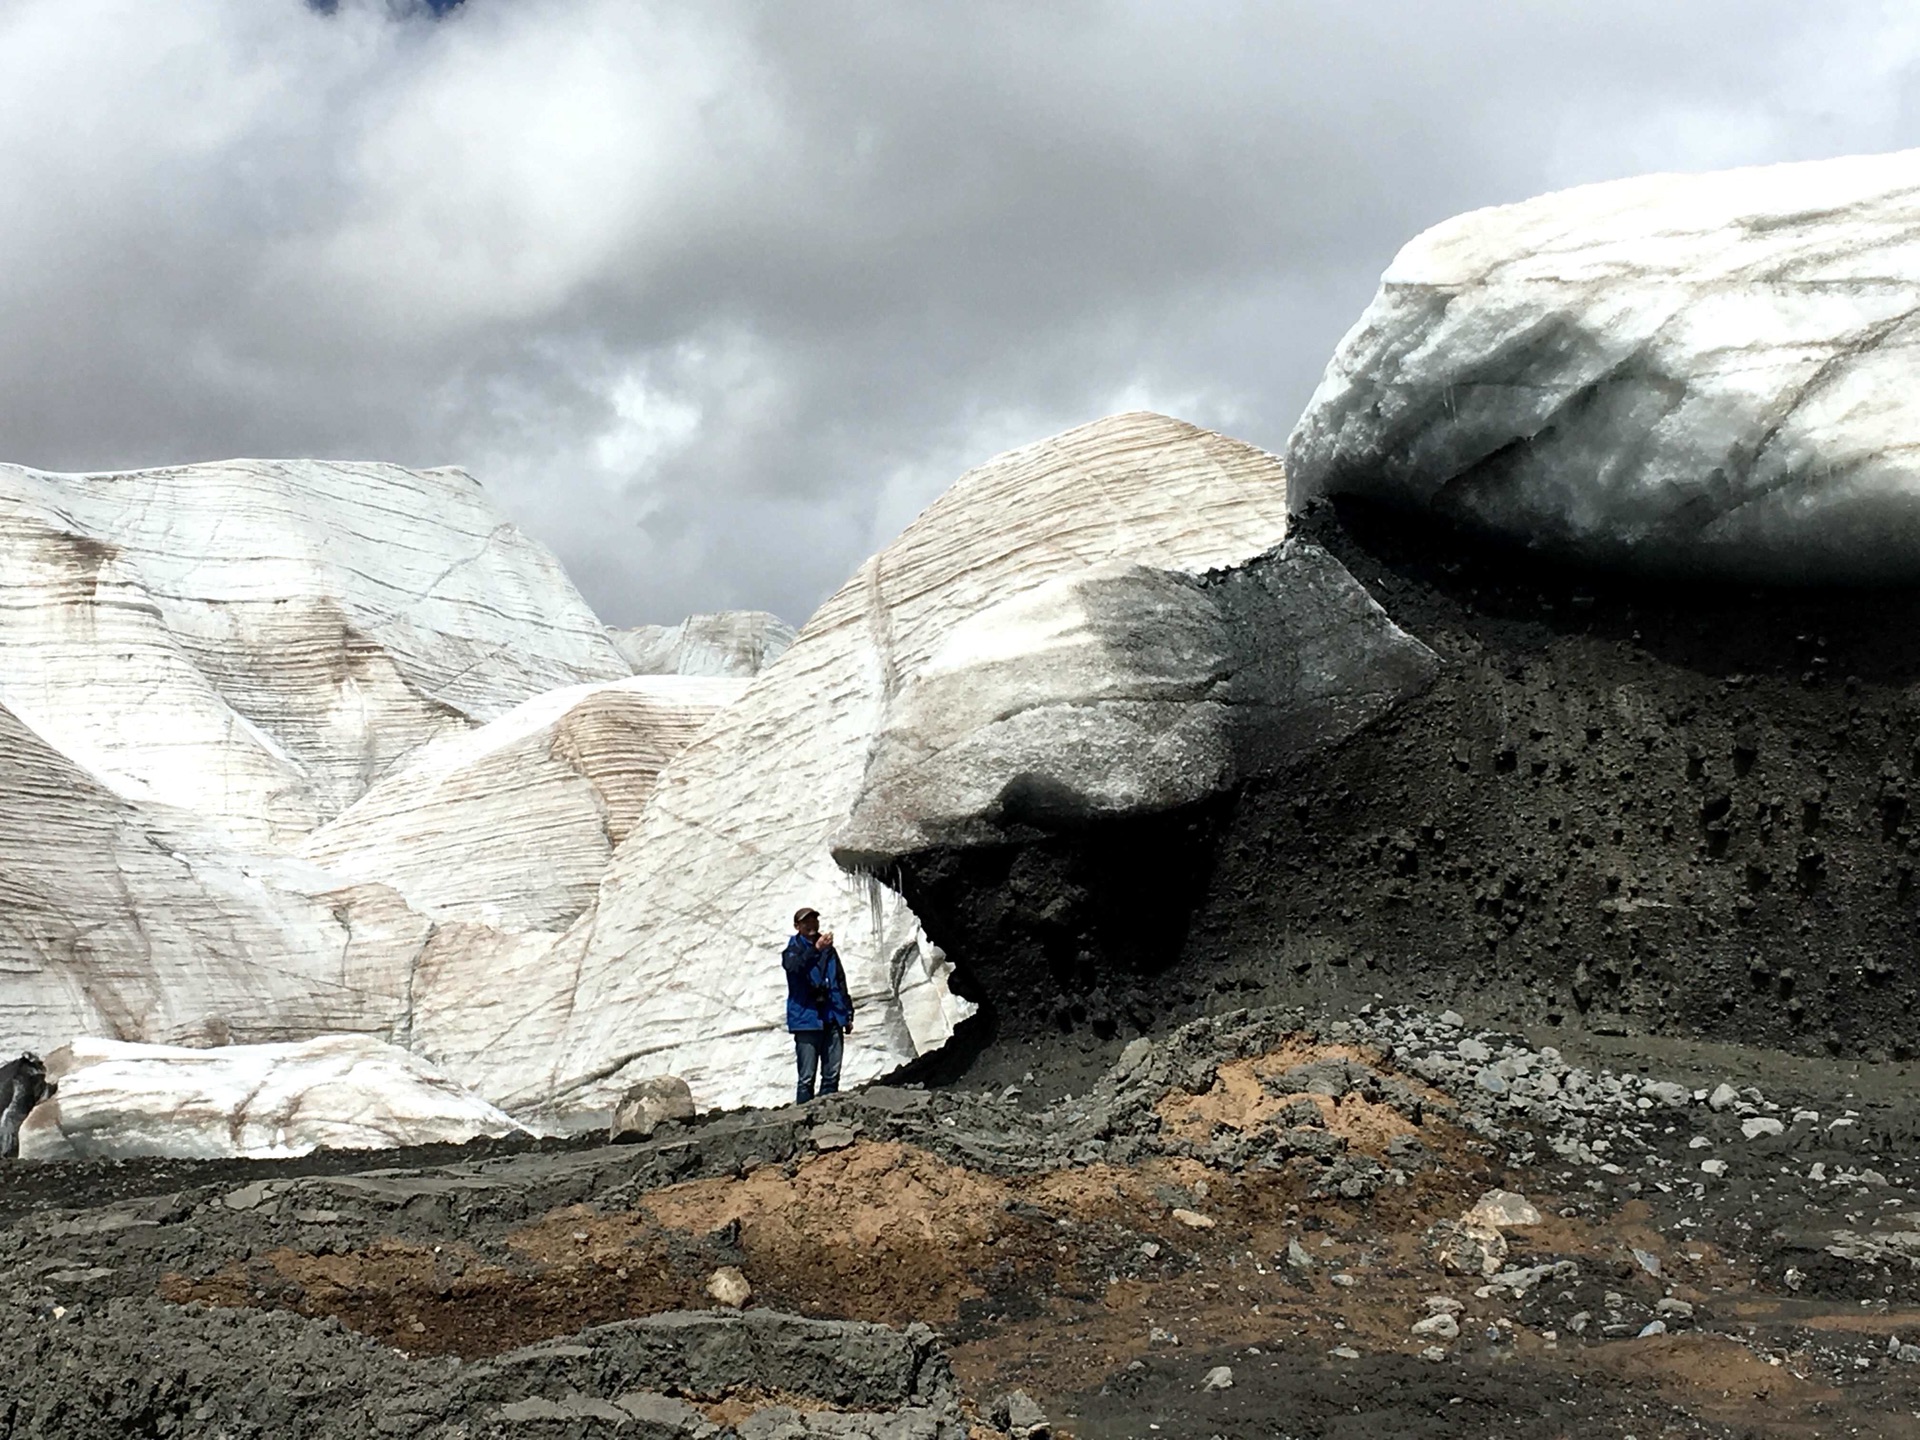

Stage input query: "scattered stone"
[
  {"left": 1201, "top": 1366, "right": 1234, "bottom": 1392},
  {"left": 1638, "top": 1320, "right": 1668, "bottom": 1338},
  {"left": 1741, "top": 1117, "right": 1786, "bottom": 1140},
  {"left": 1330, "top": 1346, "right": 1361, "bottom": 1360},
  {"left": 1643, "top": 1081, "right": 1690, "bottom": 1108},
  {"left": 811, "top": 1122, "right": 858, "bottom": 1151},
  {"left": 1139, "top": 1242, "right": 1161, "bottom": 1260},
  {"left": 609, "top": 1075, "right": 696, "bottom": 1143},
  {"left": 1331, "top": 1272, "right": 1356, "bottom": 1287},
  {"left": 1708, "top": 1083, "right": 1740, "bottom": 1112},
  {"left": 1412, "top": 1313, "right": 1460, "bottom": 1340},
  {"left": 1431, "top": 1219, "right": 1508, "bottom": 1278},
  {"left": 1285, "top": 1238, "right": 1315, "bottom": 1272},
  {"left": 705, "top": 1266, "right": 752, "bottom": 1308},
  {"left": 992, "top": 1389, "right": 1050, "bottom": 1438},
  {"left": 1172, "top": 1208, "right": 1216, "bottom": 1230},
  {"left": 1656, "top": 1299, "right": 1694, "bottom": 1320},
  {"left": 1424, "top": 1296, "right": 1464, "bottom": 1315},
  {"left": 1701, "top": 1159, "right": 1728, "bottom": 1177},
  {"left": 1466, "top": 1189, "right": 1541, "bottom": 1229},
  {"left": 1631, "top": 1248, "right": 1662, "bottom": 1278},
  {"left": 1457, "top": 1038, "right": 1492, "bottom": 1064}
]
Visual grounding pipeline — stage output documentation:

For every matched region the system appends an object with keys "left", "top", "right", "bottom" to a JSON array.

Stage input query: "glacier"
[{"left": 1288, "top": 147, "right": 1920, "bottom": 583}]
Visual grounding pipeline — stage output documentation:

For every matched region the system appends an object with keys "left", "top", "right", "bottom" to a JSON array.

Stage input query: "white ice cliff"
[
  {"left": 1288, "top": 148, "right": 1920, "bottom": 582},
  {"left": 300, "top": 675, "right": 747, "bottom": 931},
  {"left": 0, "top": 458, "right": 629, "bottom": 848},
  {"left": 3, "top": 416, "right": 1318, "bottom": 1142}
]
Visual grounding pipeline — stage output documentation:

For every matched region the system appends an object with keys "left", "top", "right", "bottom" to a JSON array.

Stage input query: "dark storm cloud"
[{"left": 3, "top": 1, "right": 1919, "bottom": 623}]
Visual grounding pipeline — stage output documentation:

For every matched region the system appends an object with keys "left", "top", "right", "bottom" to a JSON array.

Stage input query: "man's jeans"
[{"left": 794, "top": 1027, "right": 844, "bottom": 1103}]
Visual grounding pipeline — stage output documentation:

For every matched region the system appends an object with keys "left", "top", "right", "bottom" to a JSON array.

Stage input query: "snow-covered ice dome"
[
  {"left": 1288, "top": 148, "right": 1920, "bottom": 583},
  {"left": 19, "top": 1034, "right": 533, "bottom": 1161}
]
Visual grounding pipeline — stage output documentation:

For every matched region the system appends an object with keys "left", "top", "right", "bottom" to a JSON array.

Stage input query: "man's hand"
[{"left": 817, "top": 930, "right": 833, "bottom": 949}]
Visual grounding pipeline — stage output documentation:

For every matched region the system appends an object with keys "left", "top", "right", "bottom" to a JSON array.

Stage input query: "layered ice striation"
[
  {"left": 1288, "top": 148, "right": 1920, "bottom": 582},
  {"left": 0, "top": 458, "right": 629, "bottom": 848},
  {"left": 609, "top": 611, "right": 797, "bottom": 677}
]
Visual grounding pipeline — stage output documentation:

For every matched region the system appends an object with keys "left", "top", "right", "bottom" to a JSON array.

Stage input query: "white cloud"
[{"left": 1, "top": 1, "right": 1918, "bottom": 624}]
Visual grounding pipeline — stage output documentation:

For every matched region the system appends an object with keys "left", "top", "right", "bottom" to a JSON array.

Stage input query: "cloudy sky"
[{"left": 5, "top": 1, "right": 1920, "bottom": 624}]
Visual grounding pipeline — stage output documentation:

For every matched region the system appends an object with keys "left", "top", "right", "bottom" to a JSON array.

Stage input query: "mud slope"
[{"left": 899, "top": 501, "right": 1920, "bottom": 1067}]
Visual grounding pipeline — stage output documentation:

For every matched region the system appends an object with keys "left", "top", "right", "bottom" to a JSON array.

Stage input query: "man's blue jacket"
[{"left": 783, "top": 933, "right": 853, "bottom": 1032}]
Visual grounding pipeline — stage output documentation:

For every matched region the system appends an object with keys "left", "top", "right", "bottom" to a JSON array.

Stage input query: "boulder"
[
  {"left": 1289, "top": 149, "right": 1920, "bottom": 583},
  {"left": 611, "top": 1074, "right": 697, "bottom": 1142},
  {"left": 610, "top": 610, "right": 798, "bottom": 677},
  {"left": 705, "top": 1266, "right": 752, "bottom": 1308},
  {"left": 18, "top": 1034, "right": 533, "bottom": 1160},
  {"left": 0, "top": 458, "right": 627, "bottom": 848},
  {"left": 542, "top": 412, "right": 1295, "bottom": 1112}
]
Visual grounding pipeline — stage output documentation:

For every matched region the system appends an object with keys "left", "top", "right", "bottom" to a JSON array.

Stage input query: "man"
[{"left": 783, "top": 907, "right": 853, "bottom": 1103}]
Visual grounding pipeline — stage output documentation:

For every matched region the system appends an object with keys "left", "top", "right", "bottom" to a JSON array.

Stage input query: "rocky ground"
[{"left": 5, "top": 1005, "right": 1920, "bottom": 1438}]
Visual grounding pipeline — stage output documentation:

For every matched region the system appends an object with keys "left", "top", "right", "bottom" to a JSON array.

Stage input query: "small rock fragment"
[
  {"left": 992, "top": 1390, "right": 1050, "bottom": 1438},
  {"left": 705, "top": 1266, "right": 751, "bottom": 1308},
  {"left": 1466, "top": 1189, "right": 1541, "bottom": 1229},
  {"left": 1707, "top": 1083, "right": 1740, "bottom": 1112},
  {"left": 811, "top": 1122, "right": 858, "bottom": 1151},
  {"left": 1700, "top": 1159, "right": 1727, "bottom": 1177},
  {"left": 1741, "top": 1117, "right": 1785, "bottom": 1140},
  {"left": 1330, "top": 1346, "right": 1361, "bottom": 1360},
  {"left": 1431, "top": 1219, "right": 1508, "bottom": 1277},
  {"left": 1286, "top": 1238, "right": 1314, "bottom": 1272},
  {"left": 1172, "top": 1208, "right": 1216, "bottom": 1230},
  {"left": 1412, "top": 1313, "right": 1460, "bottom": 1340},
  {"left": 1631, "top": 1248, "right": 1662, "bottom": 1278},
  {"left": 1637, "top": 1319, "right": 1668, "bottom": 1338},
  {"left": 1201, "top": 1366, "right": 1234, "bottom": 1392}
]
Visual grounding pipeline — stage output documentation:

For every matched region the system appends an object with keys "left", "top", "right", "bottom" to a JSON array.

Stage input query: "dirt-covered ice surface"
[{"left": 5, "top": 1008, "right": 1920, "bottom": 1438}]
